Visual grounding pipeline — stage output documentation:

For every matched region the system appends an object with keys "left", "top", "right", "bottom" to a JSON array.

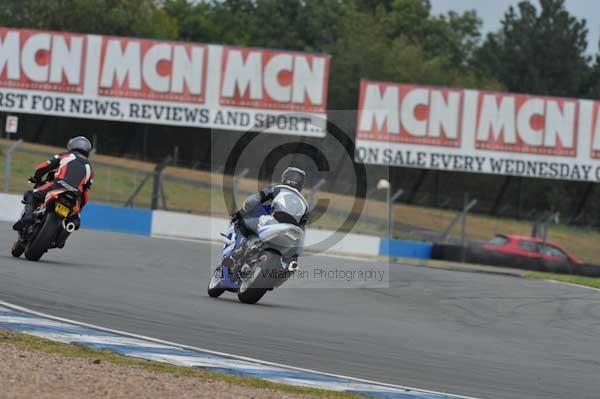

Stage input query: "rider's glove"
[
  {"left": 231, "top": 211, "right": 243, "bottom": 227},
  {"left": 28, "top": 176, "right": 38, "bottom": 184}
]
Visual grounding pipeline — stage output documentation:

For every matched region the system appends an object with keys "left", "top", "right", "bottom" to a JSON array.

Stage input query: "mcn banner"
[
  {"left": 355, "top": 80, "right": 600, "bottom": 183},
  {"left": 0, "top": 27, "right": 330, "bottom": 137}
]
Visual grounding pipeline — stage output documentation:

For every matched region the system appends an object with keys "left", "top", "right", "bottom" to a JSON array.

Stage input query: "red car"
[{"left": 483, "top": 234, "right": 582, "bottom": 265}]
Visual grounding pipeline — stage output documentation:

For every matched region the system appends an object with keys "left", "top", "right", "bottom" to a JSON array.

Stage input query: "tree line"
[{"left": 2, "top": 0, "right": 598, "bottom": 106}]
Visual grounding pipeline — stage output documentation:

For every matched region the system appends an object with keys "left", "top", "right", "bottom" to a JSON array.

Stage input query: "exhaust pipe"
[
  {"left": 288, "top": 260, "right": 299, "bottom": 272},
  {"left": 62, "top": 220, "right": 76, "bottom": 233}
]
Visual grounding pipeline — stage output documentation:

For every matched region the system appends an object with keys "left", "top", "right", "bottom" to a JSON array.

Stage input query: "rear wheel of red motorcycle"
[
  {"left": 24, "top": 213, "right": 61, "bottom": 261},
  {"left": 11, "top": 240, "right": 25, "bottom": 258}
]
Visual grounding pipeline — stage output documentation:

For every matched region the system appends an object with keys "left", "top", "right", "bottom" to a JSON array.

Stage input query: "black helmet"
[
  {"left": 67, "top": 136, "right": 92, "bottom": 157},
  {"left": 281, "top": 167, "right": 306, "bottom": 191}
]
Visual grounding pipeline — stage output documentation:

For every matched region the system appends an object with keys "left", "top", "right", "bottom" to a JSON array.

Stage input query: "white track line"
[
  {"left": 540, "top": 279, "right": 600, "bottom": 293},
  {"left": 0, "top": 300, "right": 478, "bottom": 399}
]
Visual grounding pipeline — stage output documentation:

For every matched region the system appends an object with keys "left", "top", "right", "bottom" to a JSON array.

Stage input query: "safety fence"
[
  {"left": 4, "top": 190, "right": 599, "bottom": 277},
  {"left": 2, "top": 139, "right": 600, "bottom": 264},
  {"left": 0, "top": 193, "right": 430, "bottom": 260},
  {"left": 0, "top": 140, "right": 453, "bottom": 239}
]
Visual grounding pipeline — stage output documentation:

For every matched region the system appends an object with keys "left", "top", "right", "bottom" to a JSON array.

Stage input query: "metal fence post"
[
  {"left": 389, "top": 189, "right": 404, "bottom": 239},
  {"left": 125, "top": 155, "right": 172, "bottom": 209},
  {"left": 232, "top": 168, "right": 250, "bottom": 209},
  {"left": 377, "top": 179, "right": 391, "bottom": 240},
  {"left": 3, "top": 139, "right": 23, "bottom": 193},
  {"left": 460, "top": 194, "right": 468, "bottom": 250},
  {"left": 306, "top": 178, "right": 326, "bottom": 211},
  {"left": 151, "top": 156, "right": 173, "bottom": 210},
  {"left": 460, "top": 193, "right": 478, "bottom": 262},
  {"left": 386, "top": 186, "right": 391, "bottom": 240}
]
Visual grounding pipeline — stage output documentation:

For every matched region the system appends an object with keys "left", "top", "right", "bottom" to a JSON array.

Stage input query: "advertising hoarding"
[
  {"left": 0, "top": 28, "right": 330, "bottom": 136},
  {"left": 355, "top": 80, "right": 600, "bottom": 182}
]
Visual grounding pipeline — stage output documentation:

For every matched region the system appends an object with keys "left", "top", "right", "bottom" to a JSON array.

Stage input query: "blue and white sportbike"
[{"left": 207, "top": 205, "right": 303, "bottom": 304}]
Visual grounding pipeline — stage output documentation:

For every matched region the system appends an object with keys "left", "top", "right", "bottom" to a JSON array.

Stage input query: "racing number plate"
[{"left": 55, "top": 203, "right": 70, "bottom": 217}]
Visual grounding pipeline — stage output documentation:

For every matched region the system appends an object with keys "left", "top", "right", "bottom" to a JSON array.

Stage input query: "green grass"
[
  {"left": 0, "top": 329, "right": 364, "bottom": 399},
  {"left": 526, "top": 272, "right": 600, "bottom": 289},
  {"left": 0, "top": 146, "right": 154, "bottom": 208}
]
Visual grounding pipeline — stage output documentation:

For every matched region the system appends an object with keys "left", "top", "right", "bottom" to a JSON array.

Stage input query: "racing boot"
[
  {"left": 231, "top": 237, "right": 248, "bottom": 264},
  {"left": 12, "top": 191, "right": 35, "bottom": 231},
  {"left": 246, "top": 241, "right": 263, "bottom": 258}
]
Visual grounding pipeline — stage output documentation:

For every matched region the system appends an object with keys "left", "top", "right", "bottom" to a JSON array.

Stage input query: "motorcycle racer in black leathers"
[{"left": 13, "top": 136, "right": 93, "bottom": 232}]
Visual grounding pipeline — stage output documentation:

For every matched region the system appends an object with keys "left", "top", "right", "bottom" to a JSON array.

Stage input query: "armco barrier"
[
  {"left": 82, "top": 203, "right": 152, "bottom": 236},
  {"left": 578, "top": 263, "right": 600, "bottom": 277},
  {"left": 304, "top": 229, "right": 381, "bottom": 256},
  {"left": 0, "top": 193, "right": 23, "bottom": 222},
  {"left": 380, "top": 239, "right": 432, "bottom": 259},
  {"left": 152, "top": 210, "right": 382, "bottom": 257},
  {"left": 0, "top": 194, "right": 152, "bottom": 236},
  {"left": 432, "top": 242, "right": 600, "bottom": 277},
  {"left": 1, "top": 193, "right": 435, "bottom": 259},
  {"left": 151, "top": 210, "right": 227, "bottom": 242}
]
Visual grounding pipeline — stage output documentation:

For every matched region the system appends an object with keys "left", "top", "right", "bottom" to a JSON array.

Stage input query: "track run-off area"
[{"left": 0, "top": 222, "right": 599, "bottom": 399}]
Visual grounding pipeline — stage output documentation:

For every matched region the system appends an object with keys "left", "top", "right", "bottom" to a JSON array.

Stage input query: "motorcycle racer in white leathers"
[{"left": 229, "top": 167, "right": 309, "bottom": 270}]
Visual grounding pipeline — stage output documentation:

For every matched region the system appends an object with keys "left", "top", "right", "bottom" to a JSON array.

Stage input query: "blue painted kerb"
[
  {"left": 81, "top": 203, "right": 151, "bottom": 236},
  {"left": 379, "top": 239, "right": 432, "bottom": 259}
]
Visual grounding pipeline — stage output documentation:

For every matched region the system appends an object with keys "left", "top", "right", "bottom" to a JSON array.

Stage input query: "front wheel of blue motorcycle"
[{"left": 207, "top": 267, "right": 226, "bottom": 298}]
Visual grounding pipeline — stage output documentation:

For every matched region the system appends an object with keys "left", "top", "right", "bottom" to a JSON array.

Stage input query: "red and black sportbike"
[{"left": 12, "top": 179, "right": 82, "bottom": 261}]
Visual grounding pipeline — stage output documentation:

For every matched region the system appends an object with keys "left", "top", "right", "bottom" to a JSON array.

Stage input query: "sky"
[{"left": 430, "top": 0, "right": 600, "bottom": 55}]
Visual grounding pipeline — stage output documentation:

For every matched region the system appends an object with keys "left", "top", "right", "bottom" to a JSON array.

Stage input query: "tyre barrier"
[
  {"left": 431, "top": 243, "right": 600, "bottom": 277},
  {"left": 577, "top": 263, "right": 600, "bottom": 278}
]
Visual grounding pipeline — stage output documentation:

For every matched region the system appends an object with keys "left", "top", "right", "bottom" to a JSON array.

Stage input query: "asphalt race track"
[{"left": 1, "top": 222, "right": 599, "bottom": 399}]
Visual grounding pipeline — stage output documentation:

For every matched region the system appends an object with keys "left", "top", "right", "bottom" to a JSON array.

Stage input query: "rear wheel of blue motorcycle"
[
  {"left": 237, "top": 266, "right": 267, "bottom": 304},
  {"left": 207, "top": 267, "right": 226, "bottom": 298}
]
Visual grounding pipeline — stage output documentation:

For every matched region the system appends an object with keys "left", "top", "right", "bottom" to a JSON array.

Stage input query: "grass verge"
[
  {"left": 526, "top": 272, "right": 600, "bottom": 290},
  {"left": 0, "top": 329, "right": 364, "bottom": 399}
]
